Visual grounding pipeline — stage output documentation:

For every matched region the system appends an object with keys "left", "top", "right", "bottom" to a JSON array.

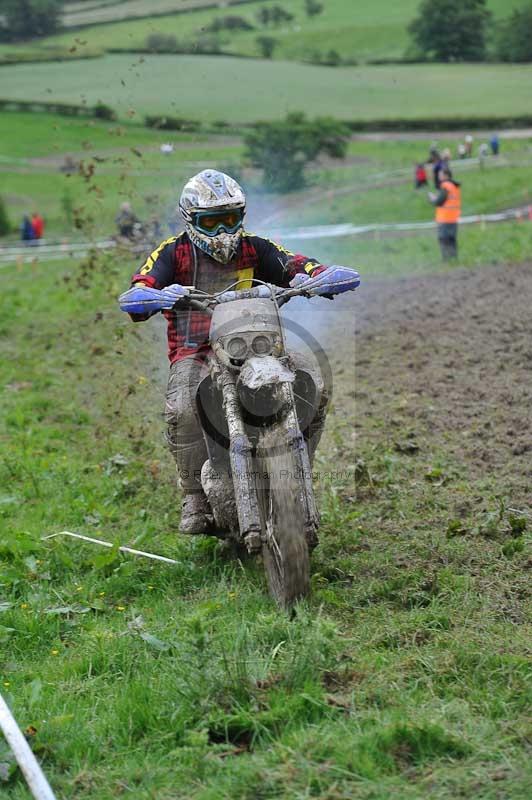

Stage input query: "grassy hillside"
[
  {"left": 1, "top": 0, "right": 528, "bottom": 63},
  {"left": 2, "top": 56, "right": 532, "bottom": 124}
]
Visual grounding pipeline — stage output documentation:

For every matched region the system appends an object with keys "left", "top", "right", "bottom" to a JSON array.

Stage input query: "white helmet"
[{"left": 179, "top": 169, "right": 246, "bottom": 263}]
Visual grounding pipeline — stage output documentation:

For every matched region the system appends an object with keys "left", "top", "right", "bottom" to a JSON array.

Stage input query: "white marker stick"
[
  {"left": 43, "top": 531, "right": 180, "bottom": 565},
  {"left": 0, "top": 692, "right": 57, "bottom": 800}
]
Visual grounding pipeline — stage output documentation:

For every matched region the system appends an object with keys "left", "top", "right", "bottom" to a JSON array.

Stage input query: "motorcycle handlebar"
[{"left": 181, "top": 284, "right": 299, "bottom": 310}]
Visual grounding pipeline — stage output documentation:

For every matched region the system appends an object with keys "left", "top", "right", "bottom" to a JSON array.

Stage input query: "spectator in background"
[
  {"left": 457, "top": 143, "right": 466, "bottom": 159},
  {"left": 490, "top": 134, "right": 500, "bottom": 156},
  {"left": 415, "top": 162, "right": 428, "bottom": 188},
  {"left": 432, "top": 153, "right": 445, "bottom": 189},
  {"left": 31, "top": 212, "right": 44, "bottom": 241},
  {"left": 479, "top": 142, "right": 489, "bottom": 169},
  {"left": 428, "top": 166, "right": 461, "bottom": 260},
  {"left": 464, "top": 134, "right": 474, "bottom": 158},
  {"left": 21, "top": 215, "right": 34, "bottom": 244},
  {"left": 115, "top": 202, "right": 140, "bottom": 239}
]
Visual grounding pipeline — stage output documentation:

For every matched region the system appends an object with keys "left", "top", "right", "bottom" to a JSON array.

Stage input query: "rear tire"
[{"left": 256, "top": 427, "right": 310, "bottom": 609}]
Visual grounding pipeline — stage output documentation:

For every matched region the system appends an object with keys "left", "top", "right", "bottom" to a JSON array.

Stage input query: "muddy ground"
[
  {"left": 144, "top": 259, "right": 531, "bottom": 513},
  {"left": 323, "top": 261, "right": 532, "bottom": 505}
]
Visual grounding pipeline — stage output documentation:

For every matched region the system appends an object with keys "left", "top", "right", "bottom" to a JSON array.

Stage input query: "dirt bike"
[{"left": 178, "top": 279, "right": 328, "bottom": 609}]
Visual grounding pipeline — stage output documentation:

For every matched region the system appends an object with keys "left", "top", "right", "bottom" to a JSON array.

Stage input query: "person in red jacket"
[
  {"left": 31, "top": 212, "right": 44, "bottom": 241},
  {"left": 118, "top": 170, "right": 360, "bottom": 533},
  {"left": 414, "top": 163, "right": 428, "bottom": 189}
]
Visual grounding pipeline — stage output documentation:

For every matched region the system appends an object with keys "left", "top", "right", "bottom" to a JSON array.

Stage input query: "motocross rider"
[{"left": 118, "top": 170, "right": 360, "bottom": 534}]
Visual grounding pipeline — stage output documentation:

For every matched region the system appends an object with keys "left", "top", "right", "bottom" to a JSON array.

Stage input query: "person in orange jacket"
[{"left": 428, "top": 167, "right": 461, "bottom": 259}]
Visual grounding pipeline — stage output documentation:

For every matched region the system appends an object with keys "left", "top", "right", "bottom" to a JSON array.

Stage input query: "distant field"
[
  {"left": 1, "top": 0, "right": 527, "bottom": 64},
  {"left": 1, "top": 55, "right": 532, "bottom": 125},
  {"left": 62, "top": 0, "right": 261, "bottom": 27},
  {"left": 0, "top": 111, "right": 221, "bottom": 159},
  {"left": 0, "top": 111, "right": 241, "bottom": 236}
]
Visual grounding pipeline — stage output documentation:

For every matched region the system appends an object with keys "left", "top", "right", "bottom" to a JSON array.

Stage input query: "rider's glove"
[
  {"left": 290, "top": 266, "right": 360, "bottom": 296},
  {"left": 289, "top": 273, "right": 312, "bottom": 289},
  {"left": 118, "top": 283, "right": 189, "bottom": 315},
  {"left": 288, "top": 263, "right": 328, "bottom": 288}
]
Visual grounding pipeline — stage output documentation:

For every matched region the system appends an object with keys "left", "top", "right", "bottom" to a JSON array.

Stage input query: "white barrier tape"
[
  {"left": 0, "top": 693, "right": 57, "bottom": 800},
  {"left": 0, "top": 240, "right": 115, "bottom": 256},
  {"left": 0, "top": 205, "right": 531, "bottom": 263},
  {"left": 270, "top": 205, "right": 532, "bottom": 241}
]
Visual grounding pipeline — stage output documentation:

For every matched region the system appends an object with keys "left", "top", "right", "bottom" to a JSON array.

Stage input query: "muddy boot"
[{"left": 179, "top": 493, "right": 213, "bottom": 535}]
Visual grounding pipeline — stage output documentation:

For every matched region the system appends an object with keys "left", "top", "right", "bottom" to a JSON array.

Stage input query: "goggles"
[{"left": 192, "top": 208, "right": 244, "bottom": 236}]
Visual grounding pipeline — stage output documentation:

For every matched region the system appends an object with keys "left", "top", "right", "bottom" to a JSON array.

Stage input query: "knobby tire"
[{"left": 256, "top": 427, "right": 310, "bottom": 609}]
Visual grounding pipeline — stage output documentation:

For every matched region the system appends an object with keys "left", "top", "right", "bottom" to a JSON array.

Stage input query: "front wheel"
[{"left": 256, "top": 427, "right": 310, "bottom": 609}]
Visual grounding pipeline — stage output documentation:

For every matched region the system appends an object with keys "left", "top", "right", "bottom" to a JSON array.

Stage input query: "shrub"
[
  {"left": 93, "top": 101, "right": 115, "bottom": 120},
  {"left": 256, "top": 35, "right": 277, "bottom": 59},
  {"left": 256, "top": 6, "right": 294, "bottom": 27},
  {"left": 244, "top": 112, "right": 350, "bottom": 192},
  {"left": 305, "top": 0, "right": 323, "bottom": 17},
  {"left": 324, "top": 49, "right": 342, "bottom": 66},
  {"left": 204, "top": 15, "right": 254, "bottom": 33},
  {"left": 145, "top": 33, "right": 178, "bottom": 53}
]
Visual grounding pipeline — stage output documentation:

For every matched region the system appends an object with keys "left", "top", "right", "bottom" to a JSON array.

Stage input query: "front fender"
[{"left": 239, "top": 356, "right": 295, "bottom": 390}]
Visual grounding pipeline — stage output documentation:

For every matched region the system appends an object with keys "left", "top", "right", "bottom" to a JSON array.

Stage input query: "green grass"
[
  {"left": 289, "top": 159, "right": 532, "bottom": 226},
  {"left": 1, "top": 248, "right": 531, "bottom": 798},
  {"left": 2, "top": 55, "right": 532, "bottom": 124},
  {"left": 0, "top": 111, "right": 242, "bottom": 237},
  {"left": 1, "top": 111, "right": 531, "bottom": 245},
  {"left": 7, "top": 0, "right": 527, "bottom": 64},
  {"left": 0, "top": 112, "right": 199, "bottom": 159}
]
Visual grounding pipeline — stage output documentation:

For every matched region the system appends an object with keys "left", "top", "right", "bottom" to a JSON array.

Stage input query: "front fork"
[
  {"left": 277, "top": 383, "right": 320, "bottom": 542},
  {"left": 217, "top": 366, "right": 262, "bottom": 551}
]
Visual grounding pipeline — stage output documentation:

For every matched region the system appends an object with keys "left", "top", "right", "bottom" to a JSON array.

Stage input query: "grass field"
[
  {"left": 14, "top": 0, "right": 528, "bottom": 63},
  {"left": 1, "top": 245, "right": 531, "bottom": 799},
  {"left": 2, "top": 56, "right": 532, "bottom": 125},
  {"left": 1, "top": 111, "right": 531, "bottom": 243},
  {"left": 1, "top": 82, "right": 532, "bottom": 797},
  {"left": 1, "top": 110, "right": 531, "bottom": 264},
  {"left": 0, "top": 111, "right": 242, "bottom": 236}
]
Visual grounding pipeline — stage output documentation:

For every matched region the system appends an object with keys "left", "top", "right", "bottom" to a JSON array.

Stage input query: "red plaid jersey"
[{"left": 129, "top": 231, "right": 322, "bottom": 363}]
